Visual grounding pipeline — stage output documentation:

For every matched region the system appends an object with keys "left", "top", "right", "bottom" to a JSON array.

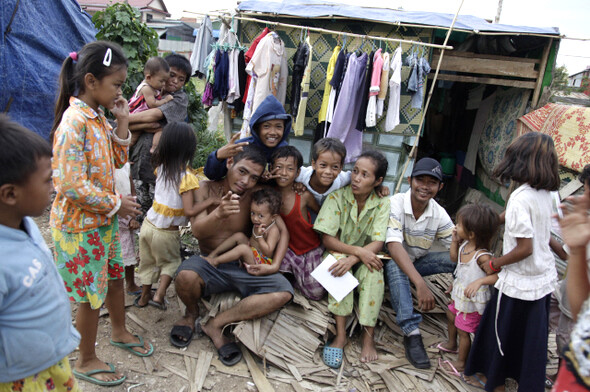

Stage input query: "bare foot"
[
  {"left": 110, "top": 331, "right": 151, "bottom": 355},
  {"left": 200, "top": 318, "right": 231, "bottom": 349},
  {"left": 360, "top": 329, "right": 378, "bottom": 363},
  {"left": 75, "top": 358, "right": 124, "bottom": 383}
]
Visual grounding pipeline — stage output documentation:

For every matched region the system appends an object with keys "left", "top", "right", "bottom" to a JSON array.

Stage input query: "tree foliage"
[
  {"left": 552, "top": 65, "right": 569, "bottom": 92},
  {"left": 92, "top": 3, "right": 158, "bottom": 98}
]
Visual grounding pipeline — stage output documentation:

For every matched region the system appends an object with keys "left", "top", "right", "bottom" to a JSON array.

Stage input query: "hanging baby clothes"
[
  {"left": 327, "top": 52, "right": 368, "bottom": 164},
  {"left": 385, "top": 46, "right": 402, "bottom": 132},
  {"left": 290, "top": 40, "right": 309, "bottom": 117},
  {"left": 376, "top": 51, "right": 390, "bottom": 118},
  {"left": 365, "top": 48, "right": 383, "bottom": 128},
  {"left": 294, "top": 35, "right": 313, "bottom": 136},
  {"left": 241, "top": 32, "right": 288, "bottom": 136},
  {"left": 355, "top": 50, "right": 373, "bottom": 132},
  {"left": 242, "top": 27, "right": 270, "bottom": 106},
  {"left": 407, "top": 52, "right": 431, "bottom": 109}
]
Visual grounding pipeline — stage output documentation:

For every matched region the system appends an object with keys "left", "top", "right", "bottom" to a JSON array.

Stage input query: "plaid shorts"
[{"left": 280, "top": 246, "right": 326, "bottom": 300}]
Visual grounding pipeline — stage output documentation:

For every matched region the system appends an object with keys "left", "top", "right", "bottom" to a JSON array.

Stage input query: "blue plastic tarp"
[
  {"left": 237, "top": 0, "right": 560, "bottom": 36},
  {"left": 0, "top": 0, "right": 96, "bottom": 139}
]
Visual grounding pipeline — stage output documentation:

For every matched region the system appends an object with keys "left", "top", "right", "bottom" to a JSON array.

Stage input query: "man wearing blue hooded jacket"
[{"left": 204, "top": 94, "right": 291, "bottom": 180}]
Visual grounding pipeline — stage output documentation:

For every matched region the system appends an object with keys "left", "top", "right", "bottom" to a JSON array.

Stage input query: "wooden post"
[{"left": 531, "top": 38, "right": 553, "bottom": 109}]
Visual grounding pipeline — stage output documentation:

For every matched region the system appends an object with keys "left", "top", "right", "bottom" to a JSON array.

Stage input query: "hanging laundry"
[
  {"left": 201, "top": 49, "right": 216, "bottom": 107},
  {"left": 376, "top": 51, "right": 390, "bottom": 118},
  {"left": 327, "top": 52, "right": 368, "bottom": 164},
  {"left": 241, "top": 32, "right": 288, "bottom": 136},
  {"left": 385, "top": 46, "right": 402, "bottom": 132},
  {"left": 242, "top": 27, "right": 271, "bottom": 106},
  {"left": 246, "top": 32, "right": 287, "bottom": 114},
  {"left": 290, "top": 40, "right": 310, "bottom": 117},
  {"left": 190, "top": 15, "right": 214, "bottom": 78},
  {"left": 365, "top": 48, "right": 383, "bottom": 128},
  {"left": 294, "top": 35, "right": 313, "bottom": 136},
  {"left": 318, "top": 45, "right": 340, "bottom": 123},
  {"left": 355, "top": 50, "right": 374, "bottom": 132},
  {"left": 226, "top": 48, "right": 241, "bottom": 104},
  {"left": 315, "top": 45, "right": 341, "bottom": 143},
  {"left": 406, "top": 52, "right": 431, "bottom": 109},
  {"left": 212, "top": 49, "right": 229, "bottom": 101},
  {"left": 233, "top": 50, "right": 247, "bottom": 112}
]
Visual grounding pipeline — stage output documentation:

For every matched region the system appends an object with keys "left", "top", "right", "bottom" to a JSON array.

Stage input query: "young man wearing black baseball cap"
[{"left": 384, "top": 158, "right": 455, "bottom": 369}]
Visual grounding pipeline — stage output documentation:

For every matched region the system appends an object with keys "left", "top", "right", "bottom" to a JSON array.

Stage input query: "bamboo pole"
[
  {"left": 394, "top": 0, "right": 465, "bottom": 194},
  {"left": 183, "top": 10, "right": 454, "bottom": 50}
]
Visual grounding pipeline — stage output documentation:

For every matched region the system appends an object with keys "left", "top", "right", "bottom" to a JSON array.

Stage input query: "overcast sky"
[{"left": 166, "top": 0, "right": 590, "bottom": 75}]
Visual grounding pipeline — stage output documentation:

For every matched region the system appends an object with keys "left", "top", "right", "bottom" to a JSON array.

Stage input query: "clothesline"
[{"left": 184, "top": 10, "right": 454, "bottom": 51}]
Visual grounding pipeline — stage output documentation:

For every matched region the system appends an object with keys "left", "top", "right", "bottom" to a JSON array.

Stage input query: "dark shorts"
[{"left": 177, "top": 254, "right": 294, "bottom": 298}]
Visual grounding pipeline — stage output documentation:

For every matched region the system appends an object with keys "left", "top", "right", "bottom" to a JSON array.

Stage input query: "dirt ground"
[
  {"left": 33, "top": 211, "right": 298, "bottom": 392},
  {"left": 32, "top": 209, "right": 552, "bottom": 392}
]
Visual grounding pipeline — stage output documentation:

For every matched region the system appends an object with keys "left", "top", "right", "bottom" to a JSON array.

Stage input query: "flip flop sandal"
[
  {"left": 73, "top": 362, "right": 126, "bottom": 387},
  {"left": 438, "top": 358, "right": 461, "bottom": 378},
  {"left": 110, "top": 334, "right": 154, "bottom": 357},
  {"left": 322, "top": 344, "right": 343, "bottom": 369},
  {"left": 432, "top": 342, "right": 459, "bottom": 354},
  {"left": 217, "top": 342, "right": 242, "bottom": 366},
  {"left": 170, "top": 325, "right": 194, "bottom": 348},
  {"left": 148, "top": 299, "right": 167, "bottom": 310},
  {"left": 133, "top": 295, "right": 148, "bottom": 308},
  {"left": 461, "top": 372, "right": 486, "bottom": 390},
  {"left": 127, "top": 288, "right": 143, "bottom": 296}
]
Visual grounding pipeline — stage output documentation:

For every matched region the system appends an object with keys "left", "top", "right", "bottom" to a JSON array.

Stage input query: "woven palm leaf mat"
[{"left": 200, "top": 274, "right": 559, "bottom": 391}]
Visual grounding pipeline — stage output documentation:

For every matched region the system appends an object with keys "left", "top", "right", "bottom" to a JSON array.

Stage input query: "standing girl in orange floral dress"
[{"left": 50, "top": 41, "right": 153, "bottom": 387}]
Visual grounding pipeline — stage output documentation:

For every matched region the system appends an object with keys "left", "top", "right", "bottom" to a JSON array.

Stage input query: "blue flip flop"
[
  {"left": 322, "top": 344, "right": 343, "bottom": 369},
  {"left": 110, "top": 334, "right": 154, "bottom": 357}
]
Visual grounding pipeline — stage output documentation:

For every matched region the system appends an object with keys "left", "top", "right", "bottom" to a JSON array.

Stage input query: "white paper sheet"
[{"left": 310, "top": 254, "right": 359, "bottom": 302}]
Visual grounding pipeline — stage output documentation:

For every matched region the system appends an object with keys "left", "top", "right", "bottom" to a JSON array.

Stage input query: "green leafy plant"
[
  {"left": 93, "top": 4, "right": 223, "bottom": 169},
  {"left": 92, "top": 3, "right": 158, "bottom": 98}
]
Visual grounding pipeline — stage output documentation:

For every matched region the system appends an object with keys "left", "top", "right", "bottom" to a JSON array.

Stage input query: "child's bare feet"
[{"left": 360, "top": 329, "right": 378, "bottom": 363}]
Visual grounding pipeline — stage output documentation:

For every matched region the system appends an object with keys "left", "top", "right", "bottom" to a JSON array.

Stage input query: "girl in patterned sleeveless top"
[{"left": 438, "top": 203, "right": 500, "bottom": 376}]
